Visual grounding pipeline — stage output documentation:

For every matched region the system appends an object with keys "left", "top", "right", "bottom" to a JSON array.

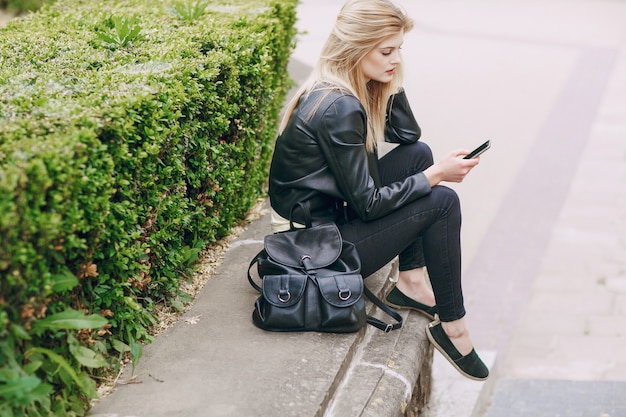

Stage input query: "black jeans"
[{"left": 337, "top": 141, "right": 466, "bottom": 322}]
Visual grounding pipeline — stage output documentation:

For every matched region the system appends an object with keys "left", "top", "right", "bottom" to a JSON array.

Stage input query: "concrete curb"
[
  {"left": 319, "top": 262, "right": 433, "bottom": 417},
  {"left": 324, "top": 308, "right": 433, "bottom": 417}
]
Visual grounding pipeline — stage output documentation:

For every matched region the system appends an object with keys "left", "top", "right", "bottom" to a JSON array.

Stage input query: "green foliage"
[
  {"left": 0, "top": 0, "right": 298, "bottom": 415},
  {"left": 169, "top": 0, "right": 210, "bottom": 21},
  {"left": 0, "top": 0, "right": 55, "bottom": 13},
  {"left": 95, "top": 15, "right": 143, "bottom": 48}
]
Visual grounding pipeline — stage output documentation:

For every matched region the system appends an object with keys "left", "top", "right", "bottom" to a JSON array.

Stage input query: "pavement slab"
[{"left": 484, "top": 380, "right": 626, "bottom": 417}]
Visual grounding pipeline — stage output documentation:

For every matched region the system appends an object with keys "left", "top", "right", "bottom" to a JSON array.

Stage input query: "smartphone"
[{"left": 463, "top": 140, "right": 491, "bottom": 159}]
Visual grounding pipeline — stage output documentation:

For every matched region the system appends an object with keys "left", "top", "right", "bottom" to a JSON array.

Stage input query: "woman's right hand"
[{"left": 423, "top": 149, "right": 480, "bottom": 187}]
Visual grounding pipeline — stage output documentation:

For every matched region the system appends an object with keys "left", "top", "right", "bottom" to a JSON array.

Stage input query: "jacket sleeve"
[
  {"left": 318, "top": 95, "right": 431, "bottom": 222},
  {"left": 384, "top": 89, "right": 421, "bottom": 144}
]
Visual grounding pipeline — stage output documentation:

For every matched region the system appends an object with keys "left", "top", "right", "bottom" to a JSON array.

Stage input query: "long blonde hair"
[{"left": 279, "top": 0, "right": 414, "bottom": 153}]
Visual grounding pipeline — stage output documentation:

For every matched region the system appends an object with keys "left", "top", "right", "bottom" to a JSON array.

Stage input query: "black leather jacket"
[{"left": 269, "top": 87, "right": 432, "bottom": 226}]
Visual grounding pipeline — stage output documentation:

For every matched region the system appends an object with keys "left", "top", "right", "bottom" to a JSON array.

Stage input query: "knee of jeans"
[
  {"left": 417, "top": 141, "right": 434, "bottom": 163},
  {"left": 405, "top": 141, "right": 434, "bottom": 168},
  {"left": 432, "top": 185, "right": 460, "bottom": 209}
]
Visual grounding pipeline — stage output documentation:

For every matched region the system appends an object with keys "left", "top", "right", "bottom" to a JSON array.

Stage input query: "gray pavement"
[
  {"left": 5, "top": 0, "right": 625, "bottom": 415},
  {"left": 484, "top": 380, "right": 626, "bottom": 417}
]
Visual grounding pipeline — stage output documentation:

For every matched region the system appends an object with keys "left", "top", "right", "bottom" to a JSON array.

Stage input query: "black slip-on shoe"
[
  {"left": 385, "top": 286, "right": 438, "bottom": 320},
  {"left": 426, "top": 317, "right": 489, "bottom": 381}
]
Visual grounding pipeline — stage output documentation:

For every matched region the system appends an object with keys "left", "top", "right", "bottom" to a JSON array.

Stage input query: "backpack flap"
[
  {"left": 264, "top": 223, "right": 342, "bottom": 269},
  {"left": 261, "top": 274, "right": 307, "bottom": 308}
]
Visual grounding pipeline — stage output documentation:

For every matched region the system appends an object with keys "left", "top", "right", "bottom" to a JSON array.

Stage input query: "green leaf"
[
  {"left": 170, "top": 0, "right": 211, "bottom": 21},
  {"left": 170, "top": 296, "right": 184, "bottom": 312},
  {"left": 128, "top": 25, "right": 142, "bottom": 40},
  {"left": 9, "top": 323, "right": 31, "bottom": 341},
  {"left": 129, "top": 338, "right": 143, "bottom": 374},
  {"left": 96, "top": 15, "right": 142, "bottom": 48},
  {"left": 70, "top": 345, "right": 108, "bottom": 368},
  {"left": 96, "top": 32, "right": 117, "bottom": 44},
  {"left": 67, "top": 333, "right": 108, "bottom": 368},
  {"left": 0, "top": 376, "right": 40, "bottom": 399},
  {"left": 49, "top": 270, "right": 79, "bottom": 293},
  {"left": 111, "top": 338, "right": 131, "bottom": 353},
  {"left": 24, "top": 347, "right": 97, "bottom": 397},
  {"left": 31, "top": 309, "right": 107, "bottom": 332},
  {"left": 22, "top": 361, "right": 43, "bottom": 374}
]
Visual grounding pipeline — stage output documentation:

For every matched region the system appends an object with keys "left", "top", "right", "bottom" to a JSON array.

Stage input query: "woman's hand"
[{"left": 423, "top": 149, "right": 479, "bottom": 187}]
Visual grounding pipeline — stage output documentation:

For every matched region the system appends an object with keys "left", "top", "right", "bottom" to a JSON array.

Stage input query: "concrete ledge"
[
  {"left": 89, "top": 203, "right": 433, "bottom": 417},
  {"left": 324, "top": 309, "right": 433, "bottom": 417}
]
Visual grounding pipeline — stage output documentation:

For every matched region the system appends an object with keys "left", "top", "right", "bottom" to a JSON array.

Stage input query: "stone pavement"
[{"left": 485, "top": 380, "right": 626, "bottom": 417}]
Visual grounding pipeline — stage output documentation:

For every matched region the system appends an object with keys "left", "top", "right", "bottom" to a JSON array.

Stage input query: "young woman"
[{"left": 268, "top": 0, "right": 489, "bottom": 380}]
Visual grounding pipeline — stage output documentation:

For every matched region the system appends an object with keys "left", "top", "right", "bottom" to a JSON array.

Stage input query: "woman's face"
[{"left": 360, "top": 31, "right": 404, "bottom": 83}]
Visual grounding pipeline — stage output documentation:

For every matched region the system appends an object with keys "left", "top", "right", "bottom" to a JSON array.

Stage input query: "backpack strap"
[
  {"left": 363, "top": 284, "right": 403, "bottom": 332},
  {"left": 289, "top": 202, "right": 312, "bottom": 229},
  {"left": 247, "top": 249, "right": 266, "bottom": 293}
]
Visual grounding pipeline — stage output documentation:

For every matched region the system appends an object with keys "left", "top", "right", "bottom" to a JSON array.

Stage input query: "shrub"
[
  {"left": 0, "top": 0, "right": 297, "bottom": 415},
  {"left": 0, "top": 0, "right": 56, "bottom": 13}
]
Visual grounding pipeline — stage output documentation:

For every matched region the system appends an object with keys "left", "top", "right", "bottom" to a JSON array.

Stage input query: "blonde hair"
[{"left": 279, "top": 0, "right": 414, "bottom": 153}]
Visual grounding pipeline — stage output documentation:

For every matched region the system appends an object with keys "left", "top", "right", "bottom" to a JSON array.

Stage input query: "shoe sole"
[
  {"left": 426, "top": 323, "right": 489, "bottom": 382},
  {"left": 386, "top": 301, "right": 436, "bottom": 321}
]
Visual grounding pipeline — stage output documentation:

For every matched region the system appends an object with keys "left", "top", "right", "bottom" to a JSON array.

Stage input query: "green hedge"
[
  {"left": 1, "top": 0, "right": 55, "bottom": 13},
  {"left": 0, "top": 0, "right": 297, "bottom": 415}
]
